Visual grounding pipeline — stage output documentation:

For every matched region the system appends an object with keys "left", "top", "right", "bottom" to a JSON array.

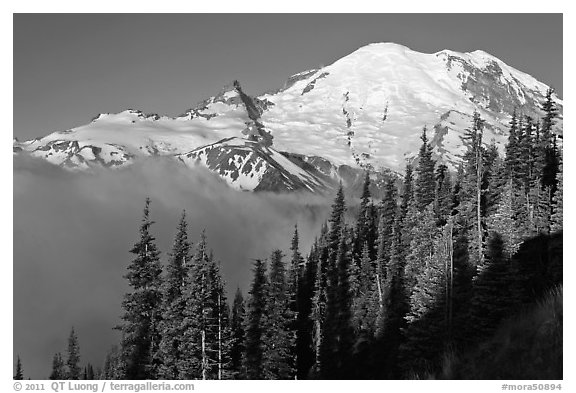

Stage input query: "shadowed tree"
[
  {"left": 119, "top": 198, "right": 163, "bottom": 380},
  {"left": 244, "top": 259, "right": 268, "bottom": 379}
]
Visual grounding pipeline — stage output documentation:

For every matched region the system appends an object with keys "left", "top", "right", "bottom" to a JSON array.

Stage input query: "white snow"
[{"left": 16, "top": 42, "right": 562, "bottom": 179}]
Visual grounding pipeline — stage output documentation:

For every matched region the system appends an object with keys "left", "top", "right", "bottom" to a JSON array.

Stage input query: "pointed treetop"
[
  {"left": 420, "top": 125, "right": 428, "bottom": 143},
  {"left": 291, "top": 224, "right": 299, "bottom": 251},
  {"left": 361, "top": 171, "right": 371, "bottom": 201}
]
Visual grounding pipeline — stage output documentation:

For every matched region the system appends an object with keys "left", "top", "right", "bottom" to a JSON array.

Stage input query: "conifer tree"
[
  {"left": 230, "top": 288, "right": 246, "bottom": 379},
  {"left": 487, "top": 180, "right": 522, "bottom": 258},
  {"left": 400, "top": 163, "right": 414, "bottom": 218},
  {"left": 354, "top": 172, "right": 376, "bottom": 259},
  {"left": 375, "top": 178, "right": 398, "bottom": 273},
  {"left": 14, "top": 356, "right": 24, "bottom": 380},
  {"left": 401, "top": 231, "right": 447, "bottom": 374},
  {"left": 460, "top": 112, "right": 486, "bottom": 269},
  {"left": 319, "top": 226, "right": 354, "bottom": 379},
  {"left": 296, "top": 240, "right": 317, "bottom": 379},
  {"left": 470, "top": 231, "right": 514, "bottom": 340},
  {"left": 434, "top": 164, "right": 452, "bottom": 225},
  {"left": 312, "top": 186, "right": 346, "bottom": 376},
  {"left": 66, "top": 327, "right": 81, "bottom": 380},
  {"left": 49, "top": 353, "right": 65, "bottom": 379},
  {"left": 403, "top": 204, "right": 439, "bottom": 298},
  {"left": 374, "top": 219, "right": 408, "bottom": 378},
  {"left": 244, "top": 259, "right": 268, "bottom": 379},
  {"left": 540, "top": 88, "right": 560, "bottom": 192},
  {"left": 550, "top": 161, "right": 563, "bottom": 232},
  {"left": 505, "top": 109, "right": 521, "bottom": 184},
  {"left": 179, "top": 232, "right": 231, "bottom": 379},
  {"left": 119, "top": 198, "right": 163, "bottom": 379},
  {"left": 156, "top": 211, "right": 191, "bottom": 379},
  {"left": 264, "top": 250, "right": 296, "bottom": 379},
  {"left": 415, "top": 126, "right": 436, "bottom": 210}
]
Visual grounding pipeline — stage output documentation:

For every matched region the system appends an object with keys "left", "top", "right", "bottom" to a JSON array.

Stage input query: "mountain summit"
[{"left": 14, "top": 42, "right": 563, "bottom": 192}]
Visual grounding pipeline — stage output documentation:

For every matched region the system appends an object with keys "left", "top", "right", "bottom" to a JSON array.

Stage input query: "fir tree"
[
  {"left": 403, "top": 204, "right": 439, "bottom": 296},
  {"left": 66, "top": 328, "right": 81, "bottom": 380},
  {"left": 487, "top": 180, "right": 522, "bottom": 258},
  {"left": 550, "top": 161, "right": 563, "bottom": 232},
  {"left": 319, "top": 226, "right": 354, "bottom": 379},
  {"left": 505, "top": 109, "right": 522, "bottom": 184},
  {"left": 470, "top": 231, "right": 514, "bottom": 340},
  {"left": 312, "top": 187, "right": 347, "bottom": 376},
  {"left": 49, "top": 353, "right": 65, "bottom": 380},
  {"left": 434, "top": 164, "right": 452, "bottom": 225},
  {"left": 14, "top": 356, "right": 24, "bottom": 380},
  {"left": 296, "top": 240, "right": 317, "bottom": 379},
  {"left": 400, "top": 163, "right": 415, "bottom": 218},
  {"left": 375, "top": 178, "right": 398, "bottom": 274},
  {"left": 354, "top": 172, "right": 376, "bottom": 259},
  {"left": 540, "top": 88, "right": 560, "bottom": 191},
  {"left": 155, "top": 211, "right": 191, "bottom": 379},
  {"left": 460, "top": 111, "right": 486, "bottom": 269},
  {"left": 230, "top": 288, "right": 246, "bottom": 379},
  {"left": 415, "top": 126, "right": 436, "bottom": 210},
  {"left": 119, "top": 198, "right": 163, "bottom": 379},
  {"left": 374, "top": 218, "right": 408, "bottom": 378},
  {"left": 244, "top": 259, "right": 268, "bottom": 379},
  {"left": 264, "top": 250, "right": 296, "bottom": 379},
  {"left": 401, "top": 231, "right": 447, "bottom": 374},
  {"left": 179, "top": 232, "right": 231, "bottom": 379}
]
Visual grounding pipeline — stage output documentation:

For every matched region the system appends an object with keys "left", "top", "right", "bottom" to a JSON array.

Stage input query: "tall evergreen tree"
[
  {"left": 296, "top": 240, "right": 318, "bottom": 379},
  {"left": 470, "top": 231, "right": 514, "bottom": 340},
  {"left": 312, "top": 186, "right": 346, "bottom": 376},
  {"left": 487, "top": 180, "right": 522, "bottom": 258},
  {"left": 540, "top": 88, "right": 560, "bottom": 192},
  {"left": 434, "top": 164, "right": 452, "bottom": 225},
  {"left": 50, "top": 353, "right": 66, "bottom": 380},
  {"left": 179, "top": 232, "right": 231, "bottom": 379},
  {"left": 354, "top": 172, "right": 377, "bottom": 260},
  {"left": 505, "top": 109, "right": 521, "bottom": 184},
  {"left": 460, "top": 111, "right": 486, "bottom": 269},
  {"left": 550, "top": 161, "right": 563, "bottom": 233},
  {"left": 319, "top": 226, "right": 354, "bottom": 379},
  {"left": 244, "top": 259, "right": 268, "bottom": 379},
  {"left": 230, "top": 288, "right": 246, "bottom": 379},
  {"left": 401, "top": 228, "right": 447, "bottom": 374},
  {"left": 156, "top": 211, "right": 191, "bottom": 379},
  {"left": 264, "top": 250, "right": 296, "bottom": 379},
  {"left": 375, "top": 178, "right": 398, "bottom": 274},
  {"left": 415, "top": 126, "right": 436, "bottom": 210},
  {"left": 403, "top": 204, "right": 439, "bottom": 298},
  {"left": 400, "top": 163, "right": 415, "bottom": 218},
  {"left": 119, "top": 198, "right": 163, "bottom": 379},
  {"left": 66, "top": 327, "right": 81, "bottom": 380}
]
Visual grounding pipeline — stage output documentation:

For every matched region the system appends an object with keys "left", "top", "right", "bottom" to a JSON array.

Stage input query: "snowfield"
[{"left": 14, "top": 42, "right": 563, "bottom": 191}]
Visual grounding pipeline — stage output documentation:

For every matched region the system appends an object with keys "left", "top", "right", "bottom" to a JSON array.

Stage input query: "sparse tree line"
[{"left": 16, "top": 89, "right": 562, "bottom": 380}]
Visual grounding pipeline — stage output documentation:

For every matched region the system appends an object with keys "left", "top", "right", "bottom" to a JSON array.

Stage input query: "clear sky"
[{"left": 14, "top": 13, "right": 562, "bottom": 141}]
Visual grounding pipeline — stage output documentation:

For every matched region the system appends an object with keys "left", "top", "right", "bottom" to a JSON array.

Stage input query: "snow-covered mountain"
[{"left": 14, "top": 42, "right": 562, "bottom": 192}]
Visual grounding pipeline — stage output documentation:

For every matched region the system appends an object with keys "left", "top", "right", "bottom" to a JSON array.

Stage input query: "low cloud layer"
[{"left": 13, "top": 156, "right": 331, "bottom": 378}]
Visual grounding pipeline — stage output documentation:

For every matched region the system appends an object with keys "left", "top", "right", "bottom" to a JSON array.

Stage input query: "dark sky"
[{"left": 14, "top": 13, "right": 562, "bottom": 141}]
